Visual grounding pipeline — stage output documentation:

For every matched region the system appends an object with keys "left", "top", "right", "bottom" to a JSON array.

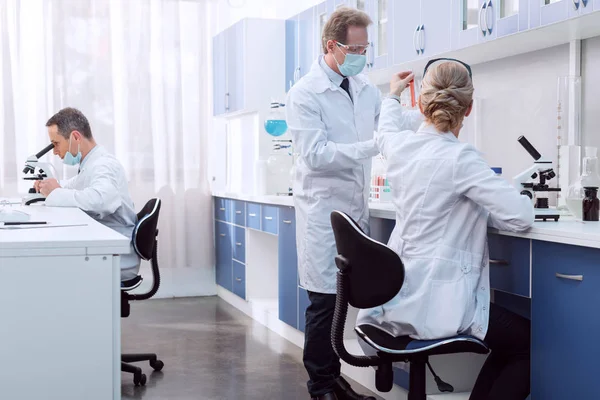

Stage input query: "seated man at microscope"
[{"left": 36, "top": 107, "right": 140, "bottom": 281}]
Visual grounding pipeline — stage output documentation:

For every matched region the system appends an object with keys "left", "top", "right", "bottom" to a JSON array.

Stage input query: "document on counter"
[{"left": 0, "top": 222, "right": 88, "bottom": 230}]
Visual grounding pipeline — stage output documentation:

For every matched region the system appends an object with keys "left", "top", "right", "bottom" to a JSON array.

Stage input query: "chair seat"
[
  {"left": 355, "top": 324, "right": 489, "bottom": 358},
  {"left": 121, "top": 276, "right": 143, "bottom": 291}
]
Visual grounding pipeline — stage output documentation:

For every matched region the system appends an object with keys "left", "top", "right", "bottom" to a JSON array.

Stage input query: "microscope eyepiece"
[
  {"left": 35, "top": 143, "right": 55, "bottom": 159},
  {"left": 517, "top": 136, "right": 542, "bottom": 161}
]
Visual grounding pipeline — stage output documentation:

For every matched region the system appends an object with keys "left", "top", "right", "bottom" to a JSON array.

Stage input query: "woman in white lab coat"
[{"left": 356, "top": 60, "right": 534, "bottom": 400}]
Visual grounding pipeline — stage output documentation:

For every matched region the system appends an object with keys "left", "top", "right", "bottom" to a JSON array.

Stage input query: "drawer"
[
  {"left": 246, "top": 203, "right": 261, "bottom": 230},
  {"left": 488, "top": 234, "right": 531, "bottom": 297},
  {"left": 298, "top": 287, "right": 310, "bottom": 332},
  {"left": 215, "top": 222, "right": 232, "bottom": 291},
  {"left": 531, "top": 241, "right": 600, "bottom": 400},
  {"left": 261, "top": 205, "right": 279, "bottom": 235},
  {"left": 278, "top": 206, "right": 297, "bottom": 328},
  {"left": 233, "top": 226, "right": 246, "bottom": 263},
  {"left": 232, "top": 260, "right": 246, "bottom": 300},
  {"left": 233, "top": 200, "right": 246, "bottom": 226},
  {"left": 214, "top": 197, "right": 232, "bottom": 222}
]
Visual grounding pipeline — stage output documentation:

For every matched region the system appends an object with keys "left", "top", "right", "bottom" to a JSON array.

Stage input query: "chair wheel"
[
  {"left": 134, "top": 373, "right": 147, "bottom": 386},
  {"left": 150, "top": 359, "right": 164, "bottom": 371}
]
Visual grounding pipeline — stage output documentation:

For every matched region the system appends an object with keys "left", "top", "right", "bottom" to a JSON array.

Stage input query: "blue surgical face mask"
[
  {"left": 333, "top": 50, "right": 367, "bottom": 77},
  {"left": 63, "top": 134, "right": 82, "bottom": 166}
]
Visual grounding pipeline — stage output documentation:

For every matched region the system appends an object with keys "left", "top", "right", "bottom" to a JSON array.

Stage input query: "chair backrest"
[
  {"left": 330, "top": 210, "right": 404, "bottom": 309},
  {"left": 133, "top": 198, "right": 161, "bottom": 260}
]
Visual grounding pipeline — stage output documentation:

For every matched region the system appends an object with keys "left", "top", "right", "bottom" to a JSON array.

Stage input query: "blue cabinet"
[
  {"left": 261, "top": 205, "right": 279, "bottom": 235},
  {"left": 233, "top": 200, "right": 246, "bottom": 226},
  {"left": 298, "top": 287, "right": 311, "bottom": 332},
  {"left": 246, "top": 203, "right": 261, "bottom": 230},
  {"left": 213, "top": 32, "right": 227, "bottom": 116},
  {"left": 216, "top": 221, "right": 233, "bottom": 290},
  {"left": 215, "top": 198, "right": 232, "bottom": 223},
  {"left": 488, "top": 234, "right": 531, "bottom": 297},
  {"left": 531, "top": 241, "right": 600, "bottom": 400},
  {"left": 233, "top": 226, "right": 246, "bottom": 263},
  {"left": 232, "top": 260, "right": 246, "bottom": 299},
  {"left": 278, "top": 207, "right": 299, "bottom": 328}
]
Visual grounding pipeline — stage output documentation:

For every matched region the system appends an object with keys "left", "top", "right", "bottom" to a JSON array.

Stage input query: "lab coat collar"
[
  {"left": 306, "top": 56, "right": 370, "bottom": 95},
  {"left": 79, "top": 145, "right": 105, "bottom": 172},
  {"left": 417, "top": 123, "right": 459, "bottom": 142}
]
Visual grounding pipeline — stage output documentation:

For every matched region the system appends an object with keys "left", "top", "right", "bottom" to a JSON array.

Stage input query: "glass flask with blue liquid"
[{"left": 264, "top": 102, "right": 288, "bottom": 137}]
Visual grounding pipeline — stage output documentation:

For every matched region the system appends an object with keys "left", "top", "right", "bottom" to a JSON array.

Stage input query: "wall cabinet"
[{"left": 286, "top": 8, "right": 315, "bottom": 91}]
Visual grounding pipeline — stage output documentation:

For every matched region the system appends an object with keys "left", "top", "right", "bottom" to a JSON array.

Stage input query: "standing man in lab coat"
[
  {"left": 36, "top": 107, "right": 140, "bottom": 281},
  {"left": 286, "top": 7, "right": 414, "bottom": 400}
]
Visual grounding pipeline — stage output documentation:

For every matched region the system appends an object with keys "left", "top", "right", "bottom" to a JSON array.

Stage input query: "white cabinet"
[
  {"left": 212, "top": 19, "right": 285, "bottom": 117},
  {"left": 530, "top": 0, "right": 572, "bottom": 28},
  {"left": 314, "top": 2, "right": 329, "bottom": 61},
  {"left": 595, "top": 0, "right": 600, "bottom": 11},
  {"left": 569, "top": 0, "right": 595, "bottom": 17},
  {"left": 491, "top": 0, "right": 530, "bottom": 37},
  {"left": 367, "top": 0, "right": 392, "bottom": 70},
  {"left": 394, "top": 0, "right": 452, "bottom": 65},
  {"left": 453, "top": 0, "right": 497, "bottom": 49}
]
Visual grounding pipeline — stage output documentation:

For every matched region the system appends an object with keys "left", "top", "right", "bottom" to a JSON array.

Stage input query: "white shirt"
[
  {"left": 286, "top": 56, "right": 381, "bottom": 293},
  {"left": 45, "top": 145, "right": 140, "bottom": 280},
  {"left": 356, "top": 99, "right": 534, "bottom": 340}
]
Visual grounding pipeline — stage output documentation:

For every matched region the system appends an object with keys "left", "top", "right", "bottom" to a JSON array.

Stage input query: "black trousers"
[
  {"left": 470, "top": 303, "right": 531, "bottom": 400},
  {"left": 303, "top": 291, "right": 341, "bottom": 396}
]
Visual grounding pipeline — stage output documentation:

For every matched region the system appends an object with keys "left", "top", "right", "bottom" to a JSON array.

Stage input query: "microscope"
[
  {"left": 513, "top": 136, "right": 561, "bottom": 221},
  {"left": 21, "top": 143, "right": 56, "bottom": 206}
]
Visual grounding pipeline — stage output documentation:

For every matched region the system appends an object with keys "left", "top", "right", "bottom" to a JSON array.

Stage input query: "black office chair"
[
  {"left": 121, "top": 198, "right": 165, "bottom": 386},
  {"left": 329, "top": 210, "right": 489, "bottom": 400}
]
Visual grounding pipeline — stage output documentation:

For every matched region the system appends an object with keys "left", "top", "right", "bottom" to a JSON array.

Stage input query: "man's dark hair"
[{"left": 45, "top": 107, "right": 93, "bottom": 139}]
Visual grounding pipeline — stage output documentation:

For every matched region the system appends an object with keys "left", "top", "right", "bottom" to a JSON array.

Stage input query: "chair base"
[
  {"left": 121, "top": 353, "right": 164, "bottom": 387},
  {"left": 408, "top": 358, "right": 427, "bottom": 400}
]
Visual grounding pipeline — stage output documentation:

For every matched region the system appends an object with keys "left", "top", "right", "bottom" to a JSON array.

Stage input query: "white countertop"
[
  {"left": 0, "top": 203, "right": 131, "bottom": 255},
  {"left": 213, "top": 192, "right": 600, "bottom": 249}
]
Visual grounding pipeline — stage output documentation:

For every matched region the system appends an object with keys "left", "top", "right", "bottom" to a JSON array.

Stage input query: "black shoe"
[
  {"left": 333, "top": 377, "right": 376, "bottom": 400},
  {"left": 311, "top": 393, "right": 338, "bottom": 400}
]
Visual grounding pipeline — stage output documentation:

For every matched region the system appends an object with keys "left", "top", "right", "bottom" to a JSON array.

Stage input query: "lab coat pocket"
[{"left": 424, "top": 276, "right": 469, "bottom": 339}]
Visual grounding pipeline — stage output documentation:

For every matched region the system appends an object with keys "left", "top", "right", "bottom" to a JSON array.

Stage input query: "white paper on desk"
[{"left": 0, "top": 223, "right": 88, "bottom": 230}]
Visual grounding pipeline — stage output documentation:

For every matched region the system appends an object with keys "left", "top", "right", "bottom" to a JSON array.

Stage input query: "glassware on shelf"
[{"left": 565, "top": 146, "right": 600, "bottom": 220}]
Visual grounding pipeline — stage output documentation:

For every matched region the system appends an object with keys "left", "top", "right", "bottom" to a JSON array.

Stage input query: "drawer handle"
[
  {"left": 249, "top": 213, "right": 257, "bottom": 217},
  {"left": 220, "top": 234, "right": 226, "bottom": 237},
  {"left": 236, "top": 242, "right": 242, "bottom": 246},
  {"left": 556, "top": 273, "right": 583, "bottom": 282},
  {"left": 236, "top": 211, "right": 242, "bottom": 214},
  {"left": 265, "top": 216, "right": 273, "bottom": 220},
  {"left": 236, "top": 278, "right": 242, "bottom": 282},
  {"left": 489, "top": 259, "right": 509, "bottom": 265},
  {"left": 283, "top": 220, "right": 292, "bottom": 224},
  {"left": 219, "top": 208, "right": 225, "bottom": 211}
]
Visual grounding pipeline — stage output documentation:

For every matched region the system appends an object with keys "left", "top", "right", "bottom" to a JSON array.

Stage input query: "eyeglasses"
[
  {"left": 336, "top": 41, "right": 369, "bottom": 55},
  {"left": 423, "top": 58, "right": 472, "bottom": 79}
]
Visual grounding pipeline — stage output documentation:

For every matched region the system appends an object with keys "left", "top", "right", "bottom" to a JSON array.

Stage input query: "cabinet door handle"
[
  {"left": 249, "top": 213, "right": 257, "bottom": 217},
  {"left": 236, "top": 242, "right": 242, "bottom": 246},
  {"left": 419, "top": 24, "right": 425, "bottom": 54},
  {"left": 413, "top": 25, "right": 420, "bottom": 54},
  {"left": 283, "top": 220, "right": 292, "bottom": 224},
  {"left": 489, "top": 259, "right": 509, "bottom": 265},
  {"left": 486, "top": 0, "right": 494, "bottom": 35},
  {"left": 582, "top": 0, "right": 588, "bottom": 7},
  {"left": 235, "top": 211, "right": 242, "bottom": 214},
  {"left": 479, "top": 1, "right": 488, "bottom": 37},
  {"left": 236, "top": 277, "right": 242, "bottom": 282},
  {"left": 265, "top": 216, "right": 273, "bottom": 220},
  {"left": 556, "top": 273, "right": 583, "bottom": 281},
  {"left": 219, "top": 207, "right": 225, "bottom": 211},
  {"left": 225, "top": 93, "right": 230, "bottom": 111},
  {"left": 573, "top": 0, "right": 580, "bottom": 10},
  {"left": 220, "top": 234, "right": 226, "bottom": 237}
]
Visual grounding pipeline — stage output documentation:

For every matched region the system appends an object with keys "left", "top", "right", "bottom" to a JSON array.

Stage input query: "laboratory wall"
[{"left": 582, "top": 36, "right": 600, "bottom": 151}]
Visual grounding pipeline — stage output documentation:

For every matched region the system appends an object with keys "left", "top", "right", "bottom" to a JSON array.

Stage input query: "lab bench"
[{"left": 212, "top": 193, "right": 600, "bottom": 399}]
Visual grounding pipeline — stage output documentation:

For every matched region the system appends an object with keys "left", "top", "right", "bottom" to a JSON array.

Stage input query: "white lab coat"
[
  {"left": 286, "top": 57, "right": 381, "bottom": 294},
  {"left": 45, "top": 145, "right": 140, "bottom": 280},
  {"left": 357, "top": 99, "right": 534, "bottom": 341}
]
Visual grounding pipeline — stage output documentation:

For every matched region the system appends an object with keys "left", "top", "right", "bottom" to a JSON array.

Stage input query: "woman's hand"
[{"left": 390, "top": 71, "right": 415, "bottom": 97}]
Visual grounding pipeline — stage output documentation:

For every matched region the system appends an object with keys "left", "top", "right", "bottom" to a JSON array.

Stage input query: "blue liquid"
[{"left": 265, "top": 120, "right": 288, "bottom": 136}]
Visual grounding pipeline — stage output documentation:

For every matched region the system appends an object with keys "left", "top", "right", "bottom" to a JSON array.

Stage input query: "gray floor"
[{"left": 121, "top": 297, "right": 381, "bottom": 400}]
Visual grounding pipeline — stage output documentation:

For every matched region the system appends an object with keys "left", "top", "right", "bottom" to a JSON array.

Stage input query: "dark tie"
[{"left": 340, "top": 77, "right": 352, "bottom": 101}]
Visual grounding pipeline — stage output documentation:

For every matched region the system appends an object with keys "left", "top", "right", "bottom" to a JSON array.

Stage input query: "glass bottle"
[
  {"left": 583, "top": 187, "right": 599, "bottom": 222},
  {"left": 566, "top": 147, "right": 600, "bottom": 219}
]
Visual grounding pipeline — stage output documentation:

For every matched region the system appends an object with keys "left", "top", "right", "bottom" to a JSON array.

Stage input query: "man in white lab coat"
[
  {"left": 37, "top": 107, "right": 140, "bottom": 281},
  {"left": 286, "top": 7, "right": 414, "bottom": 400}
]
